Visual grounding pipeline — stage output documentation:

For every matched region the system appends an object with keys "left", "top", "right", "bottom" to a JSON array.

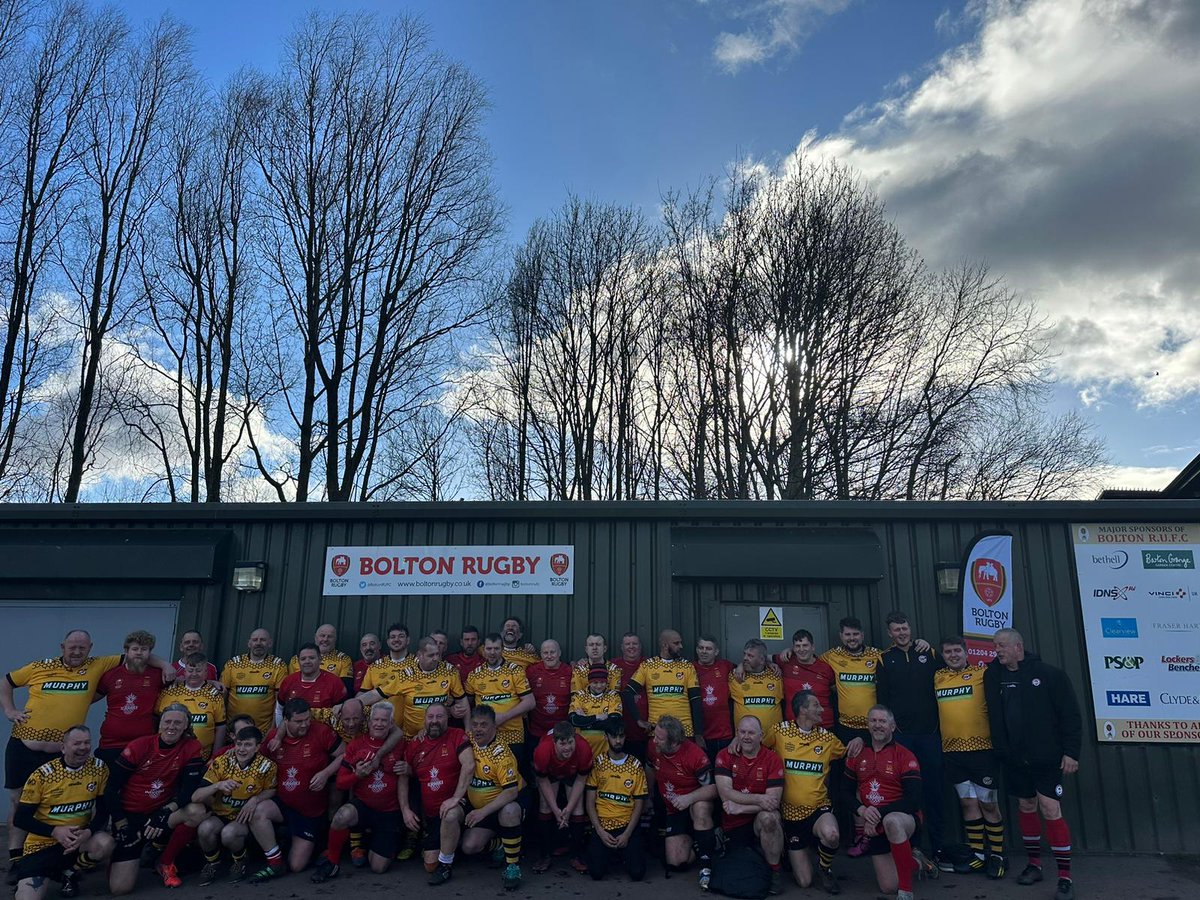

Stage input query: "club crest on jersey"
[
  {"left": 813, "top": 746, "right": 823, "bottom": 755},
  {"left": 865, "top": 660, "right": 875, "bottom": 669},
  {"left": 624, "top": 779, "right": 634, "bottom": 788}
]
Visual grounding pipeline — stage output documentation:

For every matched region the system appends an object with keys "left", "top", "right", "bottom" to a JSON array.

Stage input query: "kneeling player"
[
  {"left": 7, "top": 725, "right": 114, "bottom": 900},
  {"left": 647, "top": 715, "right": 718, "bottom": 883},
  {"left": 584, "top": 719, "right": 648, "bottom": 881},
  {"left": 105, "top": 705, "right": 205, "bottom": 893},
  {"left": 531, "top": 720, "right": 593, "bottom": 872},
  {"left": 846, "top": 706, "right": 922, "bottom": 900},
  {"left": 714, "top": 716, "right": 785, "bottom": 895},
  {"left": 311, "top": 702, "right": 406, "bottom": 881},
  {"left": 461, "top": 704, "right": 525, "bottom": 891},
  {"left": 399, "top": 703, "right": 473, "bottom": 885}
]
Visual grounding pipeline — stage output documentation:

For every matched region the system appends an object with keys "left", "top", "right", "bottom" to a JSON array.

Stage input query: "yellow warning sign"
[{"left": 759, "top": 606, "right": 783, "bottom": 640}]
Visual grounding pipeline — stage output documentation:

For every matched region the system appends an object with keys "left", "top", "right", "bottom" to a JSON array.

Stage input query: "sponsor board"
[
  {"left": 1075, "top": 523, "right": 1200, "bottom": 744},
  {"left": 323, "top": 545, "right": 574, "bottom": 596}
]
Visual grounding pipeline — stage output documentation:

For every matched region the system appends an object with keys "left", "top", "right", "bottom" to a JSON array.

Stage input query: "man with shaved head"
[
  {"left": 353, "top": 634, "right": 381, "bottom": 693},
  {"left": 623, "top": 629, "right": 703, "bottom": 740},
  {"left": 222, "top": 629, "right": 289, "bottom": 733}
]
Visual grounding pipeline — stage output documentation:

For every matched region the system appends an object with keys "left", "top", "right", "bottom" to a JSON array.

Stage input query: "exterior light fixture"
[
  {"left": 935, "top": 562, "right": 960, "bottom": 596},
  {"left": 232, "top": 561, "right": 266, "bottom": 592}
]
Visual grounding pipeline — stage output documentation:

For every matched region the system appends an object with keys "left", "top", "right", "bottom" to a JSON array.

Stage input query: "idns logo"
[
  {"left": 1100, "top": 618, "right": 1138, "bottom": 639},
  {"left": 331, "top": 554, "right": 351, "bottom": 577},
  {"left": 1103, "top": 656, "right": 1144, "bottom": 670},
  {"left": 1093, "top": 585, "right": 1134, "bottom": 601},
  {"left": 1106, "top": 690, "right": 1150, "bottom": 707}
]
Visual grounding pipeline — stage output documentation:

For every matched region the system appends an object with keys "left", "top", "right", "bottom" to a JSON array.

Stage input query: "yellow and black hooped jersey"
[
  {"left": 202, "top": 752, "right": 276, "bottom": 819},
  {"left": 359, "top": 655, "right": 416, "bottom": 696},
  {"left": 819, "top": 646, "right": 883, "bottom": 729},
  {"left": 631, "top": 657, "right": 699, "bottom": 735},
  {"left": 571, "top": 661, "right": 622, "bottom": 693},
  {"left": 764, "top": 722, "right": 846, "bottom": 820},
  {"left": 502, "top": 646, "right": 540, "bottom": 670},
  {"left": 935, "top": 665, "right": 992, "bottom": 751},
  {"left": 221, "top": 655, "right": 288, "bottom": 733},
  {"left": 466, "top": 663, "right": 532, "bottom": 743},
  {"left": 467, "top": 738, "right": 522, "bottom": 809},
  {"left": 289, "top": 650, "right": 353, "bottom": 678},
  {"left": 586, "top": 752, "right": 648, "bottom": 831},
  {"left": 7, "top": 655, "right": 122, "bottom": 742},
  {"left": 18, "top": 757, "right": 108, "bottom": 855},
  {"left": 155, "top": 683, "right": 226, "bottom": 759},
  {"left": 729, "top": 670, "right": 784, "bottom": 734},
  {"left": 570, "top": 689, "right": 624, "bottom": 756},
  {"left": 381, "top": 662, "right": 465, "bottom": 737}
]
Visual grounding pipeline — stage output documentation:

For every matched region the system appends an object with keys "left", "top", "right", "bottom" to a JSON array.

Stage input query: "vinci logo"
[
  {"left": 1106, "top": 690, "right": 1150, "bottom": 707},
  {"left": 1100, "top": 618, "right": 1138, "bottom": 639},
  {"left": 971, "top": 558, "right": 1005, "bottom": 606},
  {"left": 330, "top": 554, "right": 351, "bottom": 577}
]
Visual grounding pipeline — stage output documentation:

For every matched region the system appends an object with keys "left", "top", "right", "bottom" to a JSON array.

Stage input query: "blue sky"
[{"left": 120, "top": 0, "right": 1200, "bottom": 488}]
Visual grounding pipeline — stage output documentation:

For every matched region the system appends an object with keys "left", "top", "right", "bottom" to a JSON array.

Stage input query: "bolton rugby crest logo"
[
  {"left": 331, "top": 554, "right": 351, "bottom": 577},
  {"left": 971, "top": 557, "right": 1006, "bottom": 607},
  {"left": 550, "top": 553, "right": 570, "bottom": 576}
]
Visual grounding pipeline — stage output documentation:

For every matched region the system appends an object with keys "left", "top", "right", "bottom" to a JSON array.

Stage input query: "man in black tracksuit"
[
  {"left": 983, "top": 628, "right": 1081, "bottom": 900},
  {"left": 875, "top": 610, "right": 944, "bottom": 863}
]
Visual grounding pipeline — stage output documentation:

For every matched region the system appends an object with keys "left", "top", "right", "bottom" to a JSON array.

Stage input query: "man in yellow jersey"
[
  {"left": 623, "top": 629, "right": 703, "bottom": 738},
  {"left": 461, "top": 705, "right": 524, "bottom": 891},
  {"left": 817, "top": 618, "right": 884, "bottom": 743},
  {"left": 465, "top": 634, "right": 534, "bottom": 758},
  {"left": 156, "top": 654, "right": 227, "bottom": 759},
  {"left": 500, "top": 617, "right": 539, "bottom": 669},
  {"left": 937, "top": 635, "right": 1005, "bottom": 878},
  {"left": 571, "top": 634, "right": 622, "bottom": 693},
  {"left": 177, "top": 725, "right": 277, "bottom": 885},
  {"left": 289, "top": 624, "right": 353, "bottom": 689},
  {"left": 3, "top": 629, "right": 172, "bottom": 861},
  {"left": 358, "top": 638, "right": 467, "bottom": 736},
  {"left": 7, "top": 725, "right": 113, "bottom": 900},
  {"left": 221, "top": 629, "right": 288, "bottom": 733},
  {"left": 766, "top": 690, "right": 859, "bottom": 894},
  {"left": 570, "top": 665, "right": 624, "bottom": 756},
  {"left": 729, "top": 639, "right": 784, "bottom": 735},
  {"left": 584, "top": 718, "right": 648, "bottom": 881},
  {"left": 358, "top": 623, "right": 414, "bottom": 698}
]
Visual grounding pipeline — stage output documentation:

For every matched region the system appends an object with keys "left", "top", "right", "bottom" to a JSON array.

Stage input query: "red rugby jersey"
[
  {"left": 526, "top": 662, "right": 574, "bottom": 738},
  {"left": 264, "top": 721, "right": 341, "bottom": 817},
  {"left": 647, "top": 738, "right": 710, "bottom": 803},
  {"left": 97, "top": 664, "right": 163, "bottom": 749},
  {"left": 277, "top": 670, "right": 347, "bottom": 709},
  {"left": 532, "top": 732, "right": 593, "bottom": 781},
  {"left": 714, "top": 745, "right": 785, "bottom": 830},
  {"left": 119, "top": 733, "right": 205, "bottom": 814},
  {"left": 611, "top": 656, "right": 648, "bottom": 739},
  {"left": 846, "top": 740, "right": 921, "bottom": 810},
  {"left": 338, "top": 734, "right": 406, "bottom": 812},
  {"left": 404, "top": 727, "right": 470, "bottom": 815},
  {"left": 695, "top": 659, "right": 735, "bottom": 740},
  {"left": 774, "top": 655, "right": 836, "bottom": 729}
]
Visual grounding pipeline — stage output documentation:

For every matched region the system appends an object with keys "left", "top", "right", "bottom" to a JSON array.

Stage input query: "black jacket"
[
  {"left": 983, "top": 651, "right": 1082, "bottom": 766},
  {"left": 876, "top": 645, "right": 940, "bottom": 734}
]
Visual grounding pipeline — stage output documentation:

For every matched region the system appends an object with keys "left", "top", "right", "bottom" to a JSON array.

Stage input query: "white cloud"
[
  {"left": 1096, "top": 465, "right": 1180, "bottom": 492},
  {"left": 711, "top": 0, "right": 855, "bottom": 73},
  {"left": 793, "top": 0, "right": 1200, "bottom": 405}
]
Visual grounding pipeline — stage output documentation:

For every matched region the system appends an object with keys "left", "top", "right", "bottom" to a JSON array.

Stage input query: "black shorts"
[
  {"left": 866, "top": 815, "right": 920, "bottom": 857},
  {"left": 1003, "top": 761, "right": 1064, "bottom": 801},
  {"left": 422, "top": 815, "right": 441, "bottom": 851},
  {"left": 270, "top": 797, "right": 325, "bottom": 843},
  {"left": 5, "top": 739, "right": 59, "bottom": 791},
  {"left": 784, "top": 807, "right": 832, "bottom": 850},
  {"left": 5, "top": 845, "right": 70, "bottom": 885},
  {"left": 111, "top": 812, "right": 155, "bottom": 863},
  {"left": 723, "top": 823, "right": 755, "bottom": 850},
  {"left": 944, "top": 751, "right": 999, "bottom": 792},
  {"left": 351, "top": 799, "right": 401, "bottom": 857},
  {"left": 94, "top": 747, "right": 125, "bottom": 769},
  {"left": 663, "top": 809, "right": 693, "bottom": 837}
]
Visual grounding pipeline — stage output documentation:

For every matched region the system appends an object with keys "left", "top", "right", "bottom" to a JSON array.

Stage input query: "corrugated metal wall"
[{"left": 1, "top": 500, "right": 1198, "bottom": 853}]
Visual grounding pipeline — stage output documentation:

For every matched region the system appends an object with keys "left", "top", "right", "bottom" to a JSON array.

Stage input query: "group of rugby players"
[{"left": 1, "top": 612, "right": 1082, "bottom": 900}]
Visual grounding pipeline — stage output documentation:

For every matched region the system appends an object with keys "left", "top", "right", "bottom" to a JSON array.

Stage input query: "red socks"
[
  {"left": 891, "top": 839, "right": 914, "bottom": 892},
  {"left": 1044, "top": 816, "right": 1072, "bottom": 880},
  {"left": 1018, "top": 810, "right": 1043, "bottom": 867},
  {"left": 158, "top": 824, "right": 196, "bottom": 867},
  {"left": 326, "top": 827, "right": 350, "bottom": 863}
]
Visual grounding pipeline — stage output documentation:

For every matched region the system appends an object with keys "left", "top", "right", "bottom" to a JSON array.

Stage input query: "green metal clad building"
[{"left": 2, "top": 493, "right": 1199, "bottom": 852}]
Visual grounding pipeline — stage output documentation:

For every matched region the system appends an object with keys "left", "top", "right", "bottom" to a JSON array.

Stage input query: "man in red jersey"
[
  {"left": 775, "top": 630, "right": 837, "bottom": 729},
  {"left": 174, "top": 631, "right": 218, "bottom": 683},
  {"left": 96, "top": 631, "right": 164, "bottom": 767},
  {"left": 248, "top": 699, "right": 343, "bottom": 882},
  {"left": 311, "top": 702, "right": 405, "bottom": 881},
  {"left": 525, "top": 639, "right": 573, "bottom": 751},
  {"left": 278, "top": 645, "right": 346, "bottom": 712},
  {"left": 399, "top": 703, "right": 473, "bottom": 885},
  {"left": 845, "top": 705, "right": 923, "bottom": 900},
  {"left": 694, "top": 635, "right": 734, "bottom": 764},
  {"left": 531, "top": 721, "right": 593, "bottom": 873},
  {"left": 647, "top": 715, "right": 718, "bottom": 884},
  {"left": 352, "top": 634, "right": 380, "bottom": 694},
  {"left": 106, "top": 705, "right": 205, "bottom": 894},
  {"left": 610, "top": 633, "right": 648, "bottom": 759},
  {"left": 715, "top": 715, "right": 786, "bottom": 894},
  {"left": 446, "top": 625, "right": 484, "bottom": 682}
]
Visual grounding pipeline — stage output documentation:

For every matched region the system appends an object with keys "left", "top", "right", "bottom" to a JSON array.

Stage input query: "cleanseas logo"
[
  {"left": 1100, "top": 618, "right": 1138, "bottom": 639},
  {"left": 1106, "top": 690, "right": 1150, "bottom": 707}
]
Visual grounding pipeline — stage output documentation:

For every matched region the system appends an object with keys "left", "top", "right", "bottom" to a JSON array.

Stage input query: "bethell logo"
[
  {"left": 1091, "top": 551, "right": 1129, "bottom": 569},
  {"left": 550, "top": 553, "right": 570, "bottom": 576},
  {"left": 331, "top": 554, "right": 351, "bottom": 577},
  {"left": 971, "top": 558, "right": 1005, "bottom": 607}
]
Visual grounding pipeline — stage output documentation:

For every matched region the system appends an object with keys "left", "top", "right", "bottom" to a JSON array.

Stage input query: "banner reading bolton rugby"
[
  {"left": 323, "top": 545, "right": 574, "bottom": 596},
  {"left": 1073, "top": 523, "right": 1200, "bottom": 744},
  {"left": 961, "top": 531, "right": 1015, "bottom": 664}
]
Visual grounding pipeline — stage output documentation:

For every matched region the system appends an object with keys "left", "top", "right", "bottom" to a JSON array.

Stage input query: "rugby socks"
[
  {"left": 159, "top": 824, "right": 197, "bottom": 866},
  {"left": 500, "top": 822, "right": 522, "bottom": 865},
  {"left": 1018, "top": 810, "right": 1042, "bottom": 868},
  {"left": 231, "top": 848, "right": 246, "bottom": 864},
  {"left": 965, "top": 817, "right": 987, "bottom": 865},
  {"left": 1044, "top": 817, "right": 1072, "bottom": 881},
  {"left": 73, "top": 851, "right": 99, "bottom": 872},
  {"left": 817, "top": 841, "right": 837, "bottom": 873},
  {"left": 326, "top": 827, "right": 350, "bottom": 864},
  {"left": 204, "top": 848, "right": 221, "bottom": 864},
  {"left": 8, "top": 848, "right": 20, "bottom": 862},
  {"left": 695, "top": 828, "right": 716, "bottom": 866},
  {"left": 570, "top": 815, "right": 588, "bottom": 857},
  {"left": 438, "top": 852, "right": 455, "bottom": 865},
  {"left": 349, "top": 829, "right": 365, "bottom": 854},
  {"left": 264, "top": 845, "right": 284, "bottom": 870},
  {"left": 537, "top": 812, "right": 556, "bottom": 857},
  {"left": 985, "top": 820, "right": 1006, "bottom": 856},
  {"left": 891, "top": 839, "right": 914, "bottom": 893}
]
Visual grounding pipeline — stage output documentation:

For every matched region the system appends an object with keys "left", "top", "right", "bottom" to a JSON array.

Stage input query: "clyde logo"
[{"left": 1103, "top": 656, "right": 1144, "bottom": 670}]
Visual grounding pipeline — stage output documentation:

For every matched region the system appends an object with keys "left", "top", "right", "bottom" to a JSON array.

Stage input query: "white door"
[{"left": 0, "top": 600, "right": 180, "bottom": 820}]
